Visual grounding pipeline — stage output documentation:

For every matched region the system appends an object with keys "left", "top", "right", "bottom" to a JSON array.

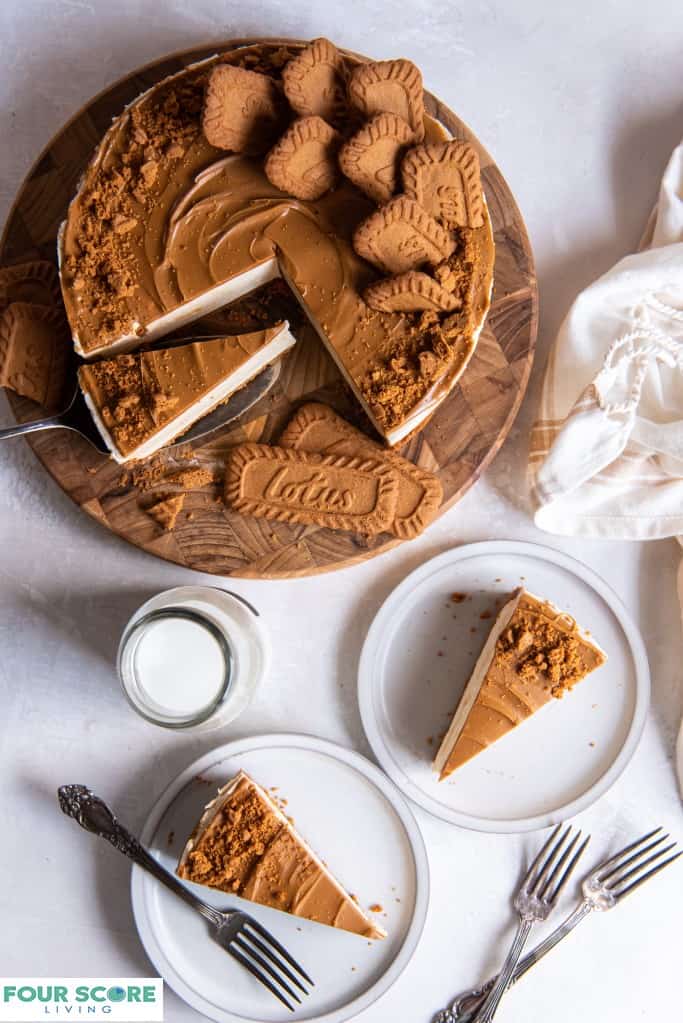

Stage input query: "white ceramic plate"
[
  {"left": 131, "top": 733, "right": 429, "bottom": 1023},
  {"left": 358, "top": 541, "right": 650, "bottom": 832}
]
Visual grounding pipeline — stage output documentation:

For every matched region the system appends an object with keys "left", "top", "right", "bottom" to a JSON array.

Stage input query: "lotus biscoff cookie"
[
  {"left": 0, "top": 261, "right": 62, "bottom": 310},
  {"left": 282, "top": 37, "right": 348, "bottom": 124},
  {"left": 225, "top": 443, "right": 399, "bottom": 535},
  {"left": 202, "top": 64, "right": 285, "bottom": 154},
  {"left": 353, "top": 195, "right": 456, "bottom": 274},
  {"left": 402, "top": 140, "right": 485, "bottom": 229},
  {"left": 279, "top": 403, "right": 443, "bottom": 539},
  {"left": 0, "top": 301, "right": 70, "bottom": 409},
  {"left": 364, "top": 270, "right": 459, "bottom": 313},
  {"left": 264, "top": 116, "right": 341, "bottom": 200},
  {"left": 339, "top": 113, "right": 415, "bottom": 204},
  {"left": 348, "top": 59, "right": 425, "bottom": 141}
]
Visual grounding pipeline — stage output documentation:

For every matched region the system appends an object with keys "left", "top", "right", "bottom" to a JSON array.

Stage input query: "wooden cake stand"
[{"left": 1, "top": 39, "right": 538, "bottom": 578}]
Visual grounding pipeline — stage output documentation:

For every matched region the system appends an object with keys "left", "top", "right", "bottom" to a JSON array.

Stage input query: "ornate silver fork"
[
  {"left": 58, "top": 785, "right": 313, "bottom": 1012},
  {"left": 467, "top": 824, "right": 588, "bottom": 1023},
  {"left": 438, "top": 826, "right": 680, "bottom": 1023}
]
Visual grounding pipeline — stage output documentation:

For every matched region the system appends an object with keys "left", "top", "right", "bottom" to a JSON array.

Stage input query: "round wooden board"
[{"left": 1, "top": 39, "right": 538, "bottom": 578}]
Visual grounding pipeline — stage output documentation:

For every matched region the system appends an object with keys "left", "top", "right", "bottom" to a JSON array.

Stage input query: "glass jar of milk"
[{"left": 117, "top": 586, "right": 269, "bottom": 728}]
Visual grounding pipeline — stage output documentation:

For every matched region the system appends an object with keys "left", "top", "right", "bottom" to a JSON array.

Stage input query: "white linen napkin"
[{"left": 528, "top": 140, "right": 683, "bottom": 790}]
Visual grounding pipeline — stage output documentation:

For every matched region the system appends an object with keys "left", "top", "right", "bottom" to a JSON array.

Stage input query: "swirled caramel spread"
[
  {"left": 177, "top": 770, "right": 386, "bottom": 939},
  {"left": 435, "top": 590, "right": 607, "bottom": 778},
  {"left": 59, "top": 43, "right": 494, "bottom": 441}
]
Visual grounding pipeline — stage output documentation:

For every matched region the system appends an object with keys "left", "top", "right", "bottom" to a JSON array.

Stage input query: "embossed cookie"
[
  {"left": 339, "top": 113, "right": 415, "bottom": 204},
  {"left": 282, "top": 37, "right": 348, "bottom": 124},
  {"left": 202, "top": 64, "right": 285, "bottom": 155},
  {"left": 353, "top": 196, "right": 455, "bottom": 274},
  {"left": 348, "top": 59, "right": 424, "bottom": 142},
  {"left": 402, "top": 140, "right": 484, "bottom": 228},
  {"left": 279, "top": 403, "right": 443, "bottom": 539},
  {"left": 265, "top": 116, "right": 341, "bottom": 200},
  {"left": 224, "top": 443, "right": 398, "bottom": 535},
  {"left": 0, "top": 301, "right": 70, "bottom": 409},
  {"left": 364, "top": 271, "right": 459, "bottom": 313},
  {"left": 0, "top": 261, "right": 61, "bottom": 310}
]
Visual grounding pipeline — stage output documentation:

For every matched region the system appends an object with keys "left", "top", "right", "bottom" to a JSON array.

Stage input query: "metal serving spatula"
[{"left": 0, "top": 360, "right": 280, "bottom": 455}]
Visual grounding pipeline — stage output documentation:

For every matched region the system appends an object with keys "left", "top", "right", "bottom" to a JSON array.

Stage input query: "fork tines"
[
  {"left": 523, "top": 823, "right": 590, "bottom": 903},
  {"left": 597, "top": 826, "right": 682, "bottom": 899},
  {"left": 228, "top": 914, "right": 313, "bottom": 1012}
]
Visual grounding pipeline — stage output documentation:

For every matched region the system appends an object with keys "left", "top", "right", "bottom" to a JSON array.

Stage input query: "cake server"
[
  {"left": 58, "top": 784, "right": 313, "bottom": 1012},
  {"left": 0, "top": 359, "right": 280, "bottom": 455},
  {"left": 437, "top": 826, "right": 680, "bottom": 1023}
]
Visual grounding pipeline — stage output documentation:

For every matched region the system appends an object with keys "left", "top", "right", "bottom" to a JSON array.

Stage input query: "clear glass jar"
[{"left": 117, "top": 585, "right": 269, "bottom": 729}]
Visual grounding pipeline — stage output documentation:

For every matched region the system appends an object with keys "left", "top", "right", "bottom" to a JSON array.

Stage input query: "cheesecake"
[
  {"left": 59, "top": 40, "right": 495, "bottom": 447},
  {"left": 177, "top": 770, "right": 386, "bottom": 939},
  {"left": 434, "top": 589, "right": 607, "bottom": 779},
  {"left": 78, "top": 323, "right": 294, "bottom": 462}
]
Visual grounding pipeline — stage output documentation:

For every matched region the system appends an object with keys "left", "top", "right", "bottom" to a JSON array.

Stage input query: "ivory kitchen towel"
[
  {"left": 529, "top": 141, "right": 683, "bottom": 537},
  {"left": 528, "top": 140, "right": 683, "bottom": 791}
]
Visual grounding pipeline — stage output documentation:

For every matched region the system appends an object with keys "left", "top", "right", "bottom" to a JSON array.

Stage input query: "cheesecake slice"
[
  {"left": 177, "top": 770, "right": 386, "bottom": 939},
  {"left": 78, "top": 322, "right": 295, "bottom": 462},
  {"left": 434, "top": 589, "right": 607, "bottom": 779}
]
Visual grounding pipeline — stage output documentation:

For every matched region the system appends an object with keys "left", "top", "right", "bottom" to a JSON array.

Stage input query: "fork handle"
[
  {"left": 470, "top": 917, "right": 533, "bottom": 1023},
  {"left": 58, "top": 784, "right": 222, "bottom": 928},
  {"left": 447, "top": 902, "right": 592, "bottom": 1022}
]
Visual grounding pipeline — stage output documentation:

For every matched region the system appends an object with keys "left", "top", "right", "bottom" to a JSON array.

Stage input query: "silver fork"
[
  {"left": 440, "top": 826, "right": 680, "bottom": 1023},
  {"left": 469, "top": 824, "right": 588, "bottom": 1023},
  {"left": 58, "top": 784, "right": 313, "bottom": 1012}
]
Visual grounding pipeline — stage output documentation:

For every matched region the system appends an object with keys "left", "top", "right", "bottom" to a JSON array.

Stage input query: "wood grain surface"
[{"left": 0, "top": 39, "right": 538, "bottom": 578}]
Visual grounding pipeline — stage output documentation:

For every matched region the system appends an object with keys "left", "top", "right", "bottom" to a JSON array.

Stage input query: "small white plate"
[
  {"left": 131, "top": 733, "right": 429, "bottom": 1023},
  {"left": 358, "top": 541, "right": 650, "bottom": 833}
]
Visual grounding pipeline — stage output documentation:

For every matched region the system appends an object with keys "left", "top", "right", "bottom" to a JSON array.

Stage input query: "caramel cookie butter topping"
[
  {"left": 177, "top": 770, "right": 386, "bottom": 939},
  {"left": 434, "top": 589, "right": 607, "bottom": 779},
  {"left": 60, "top": 42, "right": 494, "bottom": 442},
  {"left": 225, "top": 442, "right": 398, "bottom": 534}
]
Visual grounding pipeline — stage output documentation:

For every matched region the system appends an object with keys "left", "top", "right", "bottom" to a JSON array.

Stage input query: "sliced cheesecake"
[
  {"left": 59, "top": 44, "right": 495, "bottom": 447},
  {"left": 434, "top": 588, "right": 607, "bottom": 779},
  {"left": 78, "top": 323, "right": 295, "bottom": 462},
  {"left": 177, "top": 770, "right": 386, "bottom": 939}
]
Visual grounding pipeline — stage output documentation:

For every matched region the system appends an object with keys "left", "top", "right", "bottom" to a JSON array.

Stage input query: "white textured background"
[{"left": 1, "top": 2, "right": 682, "bottom": 1020}]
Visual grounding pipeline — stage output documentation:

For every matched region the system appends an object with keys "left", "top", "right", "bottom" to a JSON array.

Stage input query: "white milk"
[
  {"left": 133, "top": 617, "right": 226, "bottom": 717},
  {"left": 118, "top": 586, "right": 270, "bottom": 729}
]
